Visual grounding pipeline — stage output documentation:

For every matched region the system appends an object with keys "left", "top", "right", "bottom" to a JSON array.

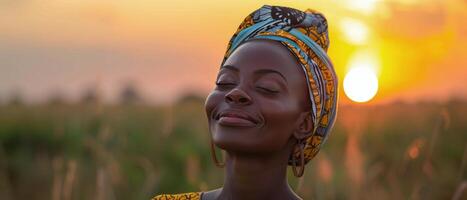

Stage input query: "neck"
[{"left": 218, "top": 150, "right": 300, "bottom": 200}]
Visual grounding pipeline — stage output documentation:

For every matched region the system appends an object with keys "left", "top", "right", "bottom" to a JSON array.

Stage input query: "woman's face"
[{"left": 205, "top": 39, "right": 311, "bottom": 154}]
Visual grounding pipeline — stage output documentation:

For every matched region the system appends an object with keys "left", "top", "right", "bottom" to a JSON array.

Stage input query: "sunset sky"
[{"left": 1, "top": 0, "right": 466, "bottom": 104}]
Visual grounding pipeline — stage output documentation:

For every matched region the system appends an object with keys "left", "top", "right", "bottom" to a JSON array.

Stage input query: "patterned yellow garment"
[{"left": 152, "top": 192, "right": 202, "bottom": 200}]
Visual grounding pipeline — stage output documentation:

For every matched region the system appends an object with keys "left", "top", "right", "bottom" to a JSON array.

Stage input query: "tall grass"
[{"left": 0, "top": 98, "right": 465, "bottom": 200}]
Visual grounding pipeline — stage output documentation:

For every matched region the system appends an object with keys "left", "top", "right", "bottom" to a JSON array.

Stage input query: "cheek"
[
  {"left": 205, "top": 91, "right": 222, "bottom": 118},
  {"left": 260, "top": 98, "right": 301, "bottom": 144},
  {"left": 205, "top": 90, "right": 224, "bottom": 136}
]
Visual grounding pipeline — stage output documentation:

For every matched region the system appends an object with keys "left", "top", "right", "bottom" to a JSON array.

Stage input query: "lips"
[{"left": 215, "top": 110, "right": 260, "bottom": 127}]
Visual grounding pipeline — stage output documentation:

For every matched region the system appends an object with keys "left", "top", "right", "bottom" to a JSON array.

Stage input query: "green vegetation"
[{"left": 0, "top": 98, "right": 465, "bottom": 200}]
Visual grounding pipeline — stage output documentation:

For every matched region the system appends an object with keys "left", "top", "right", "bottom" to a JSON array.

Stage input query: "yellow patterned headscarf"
[{"left": 222, "top": 5, "right": 338, "bottom": 165}]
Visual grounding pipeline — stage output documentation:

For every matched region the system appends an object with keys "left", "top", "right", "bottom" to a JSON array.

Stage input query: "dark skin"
[{"left": 204, "top": 39, "right": 314, "bottom": 200}]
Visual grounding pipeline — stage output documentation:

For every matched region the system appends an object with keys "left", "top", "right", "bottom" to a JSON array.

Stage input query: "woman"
[{"left": 153, "top": 5, "right": 338, "bottom": 200}]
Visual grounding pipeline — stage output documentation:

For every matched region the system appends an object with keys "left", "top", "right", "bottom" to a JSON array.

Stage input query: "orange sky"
[{"left": 0, "top": 0, "right": 466, "bottom": 104}]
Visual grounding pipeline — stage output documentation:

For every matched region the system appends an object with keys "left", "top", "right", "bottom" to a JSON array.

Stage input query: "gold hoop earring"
[
  {"left": 292, "top": 139, "right": 305, "bottom": 177},
  {"left": 210, "top": 138, "right": 225, "bottom": 168}
]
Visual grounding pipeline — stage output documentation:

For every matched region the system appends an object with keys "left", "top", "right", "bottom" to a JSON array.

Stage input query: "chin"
[
  {"left": 211, "top": 125, "right": 264, "bottom": 153},
  {"left": 211, "top": 126, "right": 289, "bottom": 155}
]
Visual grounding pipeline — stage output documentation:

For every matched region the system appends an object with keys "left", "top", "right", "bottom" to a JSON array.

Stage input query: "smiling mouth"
[{"left": 215, "top": 110, "right": 260, "bottom": 127}]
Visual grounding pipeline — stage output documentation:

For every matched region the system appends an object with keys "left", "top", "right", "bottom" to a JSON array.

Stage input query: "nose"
[{"left": 225, "top": 88, "right": 252, "bottom": 105}]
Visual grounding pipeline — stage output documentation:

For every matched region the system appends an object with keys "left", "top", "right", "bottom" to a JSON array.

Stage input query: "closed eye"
[
  {"left": 256, "top": 86, "right": 279, "bottom": 94},
  {"left": 216, "top": 82, "right": 236, "bottom": 86},
  {"left": 215, "top": 82, "right": 236, "bottom": 90}
]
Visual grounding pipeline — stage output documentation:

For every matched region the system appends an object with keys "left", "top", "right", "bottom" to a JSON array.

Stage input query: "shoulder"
[
  {"left": 198, "top": 188, "right": 221, "bottom": 200},
  {"left": 152, "top": 192, "right": 202, "bottom": 200}
]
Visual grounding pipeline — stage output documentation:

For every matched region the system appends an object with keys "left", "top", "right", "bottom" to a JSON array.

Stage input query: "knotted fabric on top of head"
[{"left": 221, "top": 5, "right": 339, "bottom": 165}]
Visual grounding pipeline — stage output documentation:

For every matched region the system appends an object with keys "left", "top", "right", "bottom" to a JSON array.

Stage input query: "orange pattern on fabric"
[
  {"left": 220, "top": 5, "right": 338, "bottom": 166},
  {"left": 152, "top": 192, "right": 201, "bottom": 200},
  {"left": 257, "top": 30, "right": 335, "bottom": 123}
]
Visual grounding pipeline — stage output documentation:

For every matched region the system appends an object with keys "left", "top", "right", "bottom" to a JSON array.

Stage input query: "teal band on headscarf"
[{"left": 221, "top": 5, "right": 339, "bottom": 165}]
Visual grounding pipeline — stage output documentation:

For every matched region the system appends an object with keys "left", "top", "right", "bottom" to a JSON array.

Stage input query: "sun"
[{"left": 343, "top": 67, "right": 378, "bottom": 103}]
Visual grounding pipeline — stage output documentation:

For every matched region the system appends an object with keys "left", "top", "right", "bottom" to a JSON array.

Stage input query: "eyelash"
[
  {"left": 215, "top": 82, "right": 234, "bottom": 85},
  {"left": 257, "top": 86, "right": 279, "bottom": 94},
  {"left": 215, "top": 82, "right": 235, "bottom": 89},
  {"left": 215, "top": 82, "right": 279, "bottom": 94}
]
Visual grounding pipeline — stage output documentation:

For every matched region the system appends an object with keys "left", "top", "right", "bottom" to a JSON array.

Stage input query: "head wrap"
[{"left": 221, "top": 5, "right": 338, "bottom": 165}]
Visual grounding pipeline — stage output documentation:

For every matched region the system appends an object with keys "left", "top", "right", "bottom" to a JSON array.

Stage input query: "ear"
[{"left": 293, "top": 111, "right": 314, "bottom": 141}]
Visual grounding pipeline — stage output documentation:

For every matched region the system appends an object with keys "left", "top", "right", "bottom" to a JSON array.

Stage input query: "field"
[{"left": 0, "top": 97, "right": 465, "bottom": 200}]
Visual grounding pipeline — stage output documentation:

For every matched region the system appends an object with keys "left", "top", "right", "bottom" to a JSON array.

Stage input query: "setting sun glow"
[
  {"left": 343, "top": 67, "right": 379, "bottom": 103},
  {"left": 340, "top": 18, "right": 369, "bottom": 45}
]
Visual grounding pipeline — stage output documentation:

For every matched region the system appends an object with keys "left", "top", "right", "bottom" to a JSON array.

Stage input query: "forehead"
[
  {"left": 222, "top": 39, "right": 312, "bottom": 110},
  {"left": 223, "top": 39, "right": 304, "bottom": 79}
]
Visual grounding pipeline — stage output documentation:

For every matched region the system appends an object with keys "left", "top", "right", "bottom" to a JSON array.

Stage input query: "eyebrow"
[
  {"left": 254, "top": 69, "right": 288, "bottom": 83},
  {"left": 221, "top": 65, "right": 288, "bottom": 83},
  {"left": 221, "top": 65, "right": 239, "bottom": 72}
]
